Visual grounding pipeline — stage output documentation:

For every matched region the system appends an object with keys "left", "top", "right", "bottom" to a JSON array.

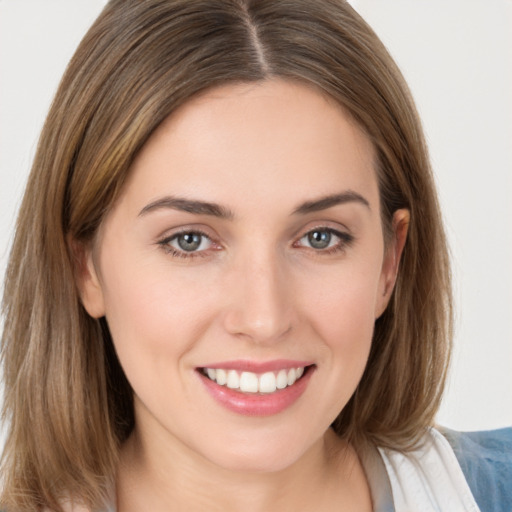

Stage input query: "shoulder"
[{"left": 440, "top": 427, "right": 512, "bottom": 512}]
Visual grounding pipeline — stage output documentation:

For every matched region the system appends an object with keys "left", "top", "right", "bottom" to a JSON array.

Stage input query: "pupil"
[
  {"left": 308, "top": 230, "right": 331, "bottom": 249},
  {"left": 178, "top": 233, "right": 201, "bottom": 251}
]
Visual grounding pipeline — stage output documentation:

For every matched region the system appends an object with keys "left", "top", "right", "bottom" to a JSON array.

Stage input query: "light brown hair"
[{"left": 1, "top": 0, "right": 452, "bottom": 510}]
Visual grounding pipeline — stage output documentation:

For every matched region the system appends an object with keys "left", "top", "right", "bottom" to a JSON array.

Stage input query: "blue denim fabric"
[{"left": 442, "top": 427, "right": 512, "bottom": 512}]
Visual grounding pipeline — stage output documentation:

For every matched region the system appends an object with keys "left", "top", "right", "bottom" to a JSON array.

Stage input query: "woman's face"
[{"left": 80, "top": 80, "right": 407, "bottom": 472}]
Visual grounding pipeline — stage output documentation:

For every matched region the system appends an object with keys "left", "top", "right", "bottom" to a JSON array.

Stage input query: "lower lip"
[{"left": 198, "top": 367, "right": 314, "bottom": 416}]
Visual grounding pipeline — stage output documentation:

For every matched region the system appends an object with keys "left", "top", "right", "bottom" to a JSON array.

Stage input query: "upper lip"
[{"left": 197, "top": 359, "right": 314, "bottom": 373}]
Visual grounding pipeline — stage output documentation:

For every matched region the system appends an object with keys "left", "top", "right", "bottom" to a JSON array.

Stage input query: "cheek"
[
  {"left": 305, "top": 264, "right": 381, "bottom": 338},
  {"left": 98, "top": 263, "right": 226, "bottom": 429},
  {"left": 99, "top": 257, "right": 217, "bottom": 381},
  {"left": 300, "top": 262, "right": 382, "bottom": 381}
]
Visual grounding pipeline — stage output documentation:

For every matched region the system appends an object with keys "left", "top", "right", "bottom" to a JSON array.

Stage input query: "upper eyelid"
[
  {"left": 157, "top": 225, "right": 216, "bottom": 243},
  {"left": 293, "top": 222, "right": 351, "bottom": 240}
]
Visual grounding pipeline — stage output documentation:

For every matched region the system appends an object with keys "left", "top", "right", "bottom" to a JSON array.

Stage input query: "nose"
[{"left": 222, "top": 251, "right": 294, "bottom": 344}]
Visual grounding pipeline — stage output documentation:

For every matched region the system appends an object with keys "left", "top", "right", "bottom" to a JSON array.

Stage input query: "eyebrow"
[
  {"left": 139, "top": 196, "right": 235, "bottom": 219},
  {"left": 138, "top": 190, "right": 370, "bottom": 219},
  {"left": 292, "top": 191, "right": 370, "bottom": 215}
]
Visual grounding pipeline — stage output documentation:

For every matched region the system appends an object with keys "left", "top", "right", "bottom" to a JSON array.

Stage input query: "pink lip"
[
  {"left": 197, "top": 363, "right": 315, "bottom": 417},
  {"left": 198, "top": 359, "right": 314, "bottom": 373}
]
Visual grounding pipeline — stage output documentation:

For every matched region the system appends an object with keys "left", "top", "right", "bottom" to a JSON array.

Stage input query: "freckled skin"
[{"left": 79, "top": 80, "right": 407, "bottom": 510}]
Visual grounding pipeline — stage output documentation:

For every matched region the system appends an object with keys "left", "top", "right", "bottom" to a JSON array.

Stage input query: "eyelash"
[{"left": 157, "top": 227, "right": 354, "bottom": 259}]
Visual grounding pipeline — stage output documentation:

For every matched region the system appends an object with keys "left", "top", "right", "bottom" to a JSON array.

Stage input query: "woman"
[{"left": 1, "top": 1, "right": 510, "bottom": 511}]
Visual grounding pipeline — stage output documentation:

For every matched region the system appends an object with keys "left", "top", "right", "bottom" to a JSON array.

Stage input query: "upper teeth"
[{"left": 204, "top": 367, "right": 305, "bottom": 394}]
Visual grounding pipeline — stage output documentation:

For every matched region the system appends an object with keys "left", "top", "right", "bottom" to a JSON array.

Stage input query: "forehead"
[{"left": 119, "top": 79, "right": 379, "bottom": 217}]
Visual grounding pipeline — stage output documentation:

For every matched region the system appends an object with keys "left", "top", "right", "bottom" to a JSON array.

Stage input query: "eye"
[
  {"left": 173, "top": 232, "right": 209, "bottom": 252},
  {"left": 158, "top": 230, "right": 215, "bottom": 257},
  {"left": 305, "top": 230, "right": 334, "bottom": 249},
  {"left": 296, "top": 227, "right": 353, "bottom": 253}
]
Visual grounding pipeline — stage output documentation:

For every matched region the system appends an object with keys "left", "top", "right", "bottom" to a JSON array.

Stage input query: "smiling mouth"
[{"left": 199, "top": 366, "right": 313, "bottom": 394}]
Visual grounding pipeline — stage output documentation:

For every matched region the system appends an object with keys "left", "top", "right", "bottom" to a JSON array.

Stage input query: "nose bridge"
[{"left": 223, "top": 245, "right": 293, "bottom": 343}]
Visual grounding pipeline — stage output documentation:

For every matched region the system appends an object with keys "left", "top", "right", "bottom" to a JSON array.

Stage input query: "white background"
[{"left": 0, "top": 0, "right": 511, "bottom": 447}]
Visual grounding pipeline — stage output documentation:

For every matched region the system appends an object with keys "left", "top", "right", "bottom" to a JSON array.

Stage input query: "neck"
[{"left": 116, "top": 427, "right": 371, "bottom": 512}]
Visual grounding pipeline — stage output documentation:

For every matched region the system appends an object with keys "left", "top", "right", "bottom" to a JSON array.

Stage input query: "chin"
[
  {"left": 194, "top": 426, "right": 319, "bottom": 474},
  {"left": 208, "top": 448, "right": 303, "bottom": 474}
]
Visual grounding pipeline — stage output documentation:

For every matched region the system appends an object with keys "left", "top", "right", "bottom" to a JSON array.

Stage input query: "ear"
[
  {"left": 68, "top": 237, "right": 106, "bottom": 319},
  {"left": 375, "top": 209, "right": 410, "bottom": 318}
]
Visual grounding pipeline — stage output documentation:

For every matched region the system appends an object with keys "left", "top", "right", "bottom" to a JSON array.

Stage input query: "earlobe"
[
  {"left": 68, "top": 237, "right": 106, "bottom": 319},
  {"left": 375, "top": 209, "right": 410, "bottom": 318}
]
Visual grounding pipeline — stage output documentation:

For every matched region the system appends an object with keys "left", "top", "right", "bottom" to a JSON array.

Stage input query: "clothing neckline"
[{"left": 359, "top": 442, "right": 396, "bottom": 512}]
